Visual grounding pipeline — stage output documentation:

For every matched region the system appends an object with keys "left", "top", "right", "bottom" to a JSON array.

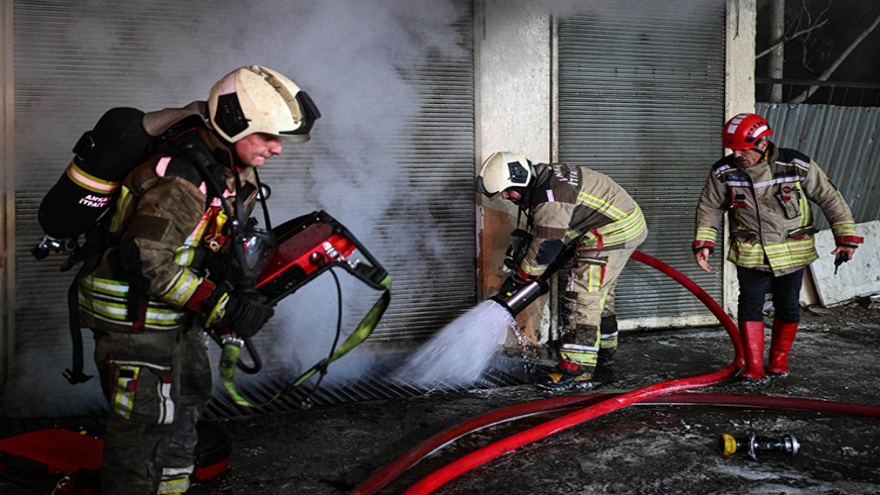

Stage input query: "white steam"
[{"left": 7, "top": 0, "right": 465, "bottom": 417}]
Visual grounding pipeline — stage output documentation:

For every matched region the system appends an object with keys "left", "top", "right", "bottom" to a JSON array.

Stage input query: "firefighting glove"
[
  {"left": 497, "top": 269, "right": 530, "bottom": 299},
  {"left": 217, "top": 294, "right": 274, "bottom": 338},
  {"left": 503, "top": 229, "right": 532, "bottom": 272},
  {"left": 198, "top": 282, "right": 274, "bottom": 338}
]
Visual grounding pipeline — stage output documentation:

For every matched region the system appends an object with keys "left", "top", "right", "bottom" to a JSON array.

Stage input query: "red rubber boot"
[
  {"left": 768, "top": 320, "right": 799, "bottom": 376},
  {"left": 739, "top": 321, "right": 766, "bottom": 381}
]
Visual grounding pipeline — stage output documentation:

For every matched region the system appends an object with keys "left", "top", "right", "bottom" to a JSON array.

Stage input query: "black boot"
[
  {"left": 536, "top": 360, "right": 594, "bottom": 391},
  {"left": 598, "top": 314, "right": 619, "bottom": 367}
]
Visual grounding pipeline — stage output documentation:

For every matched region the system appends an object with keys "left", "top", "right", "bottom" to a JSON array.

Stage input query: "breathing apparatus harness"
[
  {"left": 39, "top": 122, "right": 270, "bottom": 385},
  {"left": 503, "top": 208, "right": 532, "bottom": 273},
  {"left": 501, "top": 167, "right": 547, "bottom": 273}
]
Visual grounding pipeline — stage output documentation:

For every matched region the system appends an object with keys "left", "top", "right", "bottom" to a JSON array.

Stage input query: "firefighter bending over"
[{"left": 477, "top": 152, "right": 648, "bottom": 391}]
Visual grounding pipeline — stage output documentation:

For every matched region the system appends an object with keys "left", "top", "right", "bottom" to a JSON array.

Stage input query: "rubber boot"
[
  {"left": 598, "top": 314, "right": 618, "bottom": 368},
  {"left": 739, "top": 321, "right": 766, "bottom": 381},
  {"left": 767, "top": 320, "right": 799, "bottom": 376}
]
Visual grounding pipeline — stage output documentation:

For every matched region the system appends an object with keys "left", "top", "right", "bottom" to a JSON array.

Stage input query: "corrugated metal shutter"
[
  {"left": 757, "top": 103, "right": 880, "bottom": 230},
  {"left": 556, "top": 2, "right": 726, "bottom": 324},
  {"left": 10, "top": 1, "right": 474, "bottom": 413}
]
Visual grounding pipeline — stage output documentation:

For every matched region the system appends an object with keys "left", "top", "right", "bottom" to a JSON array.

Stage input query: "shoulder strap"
[
  {"left": 159, "top": 123, "right": 232, "bottom": 214},
  {"left": 63, "top": 278, "right": 93, "bottom": 385}
]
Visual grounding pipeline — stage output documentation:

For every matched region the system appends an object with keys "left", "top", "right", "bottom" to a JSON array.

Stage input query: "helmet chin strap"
[
  {"left": 754, "top": 139, "right": 770, "bottom": 162},
  {"left": 507, "top": 186, "right": 529, "bottom": 206},
  {"left": 734, "top": 140, "right": 769, "bottom": 166}
]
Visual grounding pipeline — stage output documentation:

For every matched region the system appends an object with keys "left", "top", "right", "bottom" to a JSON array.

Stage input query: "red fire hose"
[
  {"left": 349, "top": 251, "right": 877, "bottom": 494},
  {"left": 351, "top": 392, "right": 880, "bottom": 495},
  {"left": 352, "top": 250, "right": 738, "bottom": 494}
]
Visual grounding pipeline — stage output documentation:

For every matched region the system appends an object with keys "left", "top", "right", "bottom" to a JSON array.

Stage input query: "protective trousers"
[
  {"left": 94, "top": 326, "right": 212, "bottom": 495},
  {"left": 558, "top": 233, "right": 643, "bottom": 375}
]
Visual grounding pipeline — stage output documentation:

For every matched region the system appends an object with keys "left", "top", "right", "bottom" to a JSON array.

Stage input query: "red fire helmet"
[{"left": 722, "top": 113, "right": 773, "bottom": 150}]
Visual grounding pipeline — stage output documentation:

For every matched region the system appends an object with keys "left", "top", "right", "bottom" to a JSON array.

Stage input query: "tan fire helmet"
[
  {"left": 476, "top": 151, "right": 533, "bottom": 198},
  {"left": 208, "top": 65, "right": 320, "bottom": 143}
]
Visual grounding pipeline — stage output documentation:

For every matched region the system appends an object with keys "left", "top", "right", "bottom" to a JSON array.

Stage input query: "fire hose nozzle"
[
  {"left": 489, "top": 242, "right": 576, "bottom": 317},
  {"left": 489, "top": 279, "right": 549, "bottom": 317},
  {"left": 717, "top": 432, "right": 799, "bottom": 460}
]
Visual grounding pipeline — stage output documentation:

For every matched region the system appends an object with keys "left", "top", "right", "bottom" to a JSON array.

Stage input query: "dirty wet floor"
[{"left": 191, "top": 300, "right": 880, "bottom": 495}]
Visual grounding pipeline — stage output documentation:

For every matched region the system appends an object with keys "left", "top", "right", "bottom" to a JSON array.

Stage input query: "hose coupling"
[{"left": 717, "top": 431, "right": 799, "bottom": 460}]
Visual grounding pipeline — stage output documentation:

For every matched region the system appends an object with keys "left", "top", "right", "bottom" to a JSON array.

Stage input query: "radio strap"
[{"left": 219, "top": 277, "right": 391, "bottom": 408}]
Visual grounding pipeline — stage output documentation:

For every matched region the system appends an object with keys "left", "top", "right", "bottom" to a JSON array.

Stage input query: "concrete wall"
[{"left": 476, "top": 0, "right": 552, "bottom": 343}]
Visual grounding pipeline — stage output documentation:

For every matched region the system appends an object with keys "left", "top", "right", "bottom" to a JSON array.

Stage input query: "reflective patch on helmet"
[
  {"left": 214, "top": 93, "right": 249, "bottom": 138},
  {"left": 725, "top": 115, "right": 745, "bottom": 134},
  {"left": 745, "top": 125, "right": 768, "bottom": 142},
  {"left": 508, "top": 161, "right": 529, "bottom": 184}
]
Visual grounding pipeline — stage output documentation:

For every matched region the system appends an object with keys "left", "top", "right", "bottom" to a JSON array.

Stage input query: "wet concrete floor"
[
  {"left": 187, "top": 299, "right": 880, "bottom": 495},
  {"left": 2, "top": 299, "right": 879, "bottom": 494}
]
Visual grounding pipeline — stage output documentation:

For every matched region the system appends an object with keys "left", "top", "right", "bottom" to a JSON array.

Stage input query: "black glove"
[
  {"left": 218, "top": 294, "right": 274, "bottom": 338},
  {"left": 497, "top": 271, "right": 528, "bottom": 298},
  {"left": 503, "top": 229, "right": 532, "bottom": 271},
  {"left": 202, "top": 283, "right": 274, "bottom": 338}
]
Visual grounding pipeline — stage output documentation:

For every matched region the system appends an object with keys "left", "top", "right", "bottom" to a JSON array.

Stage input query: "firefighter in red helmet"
[
  {"left": 76, "top": 65, "right": 320, "bottom": 495},
  {"left": 693, "top": 112, "right": 862, "bottom": 382}
]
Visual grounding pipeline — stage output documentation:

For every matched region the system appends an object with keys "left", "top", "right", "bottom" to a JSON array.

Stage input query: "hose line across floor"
[
  {"left": 349, "top": 251, "right": 879, "bottom": 495},
  {"left": 352, "top": 392, "right": 880, "bottom": 495}
]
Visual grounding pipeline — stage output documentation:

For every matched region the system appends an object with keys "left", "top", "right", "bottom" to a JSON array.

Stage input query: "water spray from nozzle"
[{"left": 716, "top": 431, "right": 800, "bottom": 460}]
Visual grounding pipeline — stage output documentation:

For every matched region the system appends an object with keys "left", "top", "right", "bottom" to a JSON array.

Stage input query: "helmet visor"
[
  {"left": 476, "top": 176, "right": 499, "bottom": 198},
  {"left": 280, "top": 90, "right": 321, "bottom": 138}
]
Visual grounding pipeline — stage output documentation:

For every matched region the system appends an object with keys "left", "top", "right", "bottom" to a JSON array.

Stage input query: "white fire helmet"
[
  {"left": 208, "top": 65, "right": 320, "bottom": 143},
  {"left": 477, "top": 151, "right": 533, "bottom": 198}
]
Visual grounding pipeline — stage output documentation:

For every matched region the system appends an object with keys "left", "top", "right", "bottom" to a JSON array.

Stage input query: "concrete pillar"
[
  {"left": 725, "top": 0, "right": 757, "bottom": 316},
  {"left": 476, "top": 0, "right": 551, "bottom": 344}
]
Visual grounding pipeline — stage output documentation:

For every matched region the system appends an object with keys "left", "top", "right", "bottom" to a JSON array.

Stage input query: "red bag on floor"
[{"left": 0, "top": 423, "right": 231, "bottom": 494}]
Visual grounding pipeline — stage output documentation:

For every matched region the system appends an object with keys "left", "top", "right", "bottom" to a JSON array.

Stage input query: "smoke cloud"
[{"left": 7, "top": 0, "right": 465, "bottom": 416}]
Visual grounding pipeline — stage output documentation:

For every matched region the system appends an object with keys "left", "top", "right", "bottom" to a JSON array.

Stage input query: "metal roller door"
[
  {"left": 8, "top": 0, "right": 474, "bottom": 415},
  {"left": 556, "top": 2, "right": 726, "bottom": 326}
]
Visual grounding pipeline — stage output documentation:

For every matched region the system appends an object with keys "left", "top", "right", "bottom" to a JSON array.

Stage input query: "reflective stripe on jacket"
[
  {"left": 79, "top": 274, "right": 192, "bottom": 331},
  {"left": 78, "top": 123, "right": 258, "bottom": 332},
  {"left": 694, "top": 144, "right": 857, "bottom": 276},
  {"left": 520, "top": 163, "right": 647, "bottom": 277}
]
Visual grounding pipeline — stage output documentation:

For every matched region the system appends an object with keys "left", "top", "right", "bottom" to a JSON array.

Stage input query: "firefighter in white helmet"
[
  {"left": 694, "top": 112, "right": 862, "bottom": 382},
  {"left": 77, "top": 65, "right": 319, "bottom": 495},
  {"left": 478, "top": 152, "right": 648, "bottom": 391}
]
